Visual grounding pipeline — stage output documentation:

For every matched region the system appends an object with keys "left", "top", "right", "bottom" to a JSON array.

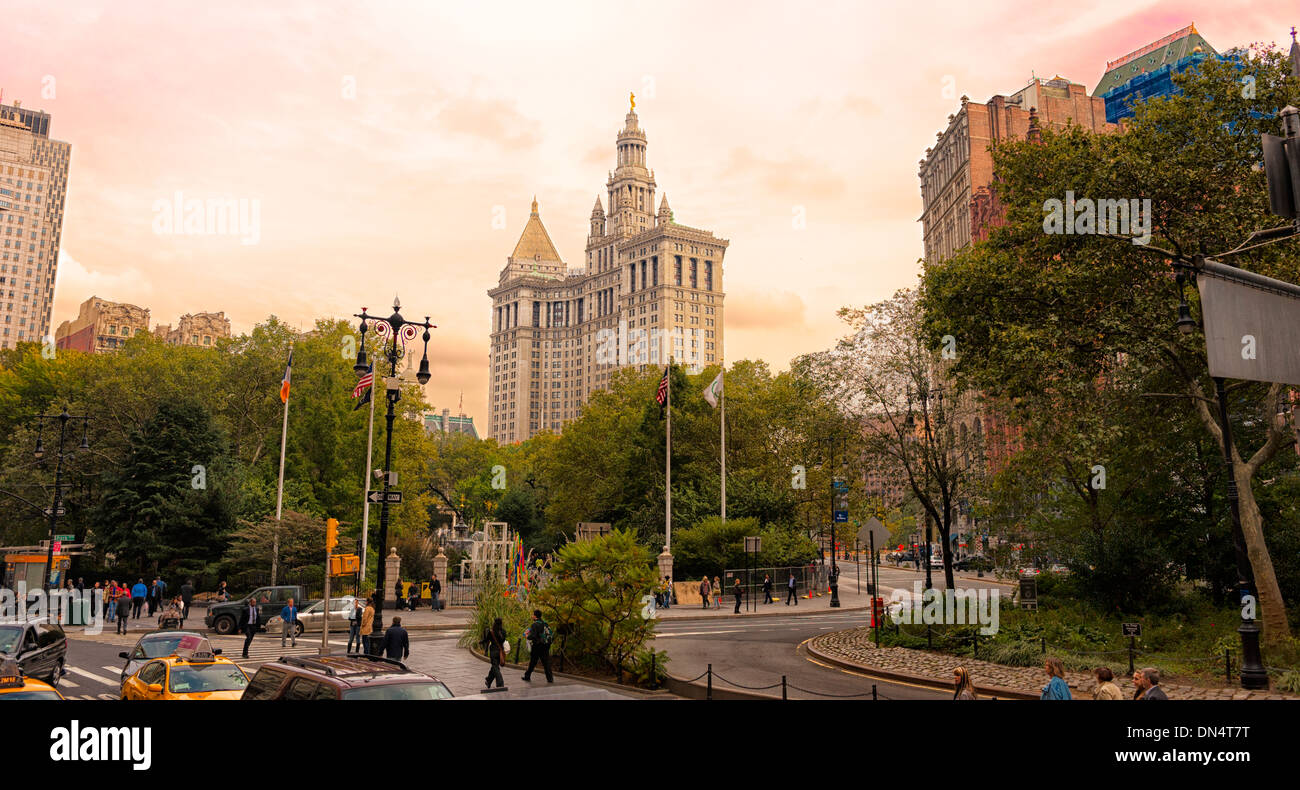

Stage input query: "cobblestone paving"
[{"left": 809, "top": 628, "right": 1298, "bottom": 700}]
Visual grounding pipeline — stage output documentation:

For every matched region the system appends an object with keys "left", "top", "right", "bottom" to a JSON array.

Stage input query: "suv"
[
  {"left": 0, "top": 621, "right": 68, "bottom": 687},
  {"left": 205, "top": 585, "right": 308, "bottom": 636},
  {"left": 240, "top": 655, "right": 454, "bottom": 700}
]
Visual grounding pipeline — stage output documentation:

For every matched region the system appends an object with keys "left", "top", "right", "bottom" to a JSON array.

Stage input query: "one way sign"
[{"left": 367, "top": 490, "right": 403, "bottom": 504}]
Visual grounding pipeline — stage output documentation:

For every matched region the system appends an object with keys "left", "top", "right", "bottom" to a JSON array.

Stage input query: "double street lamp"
[
  {"left": 352, "top": 298, "right": 435, "bottom": 637},
  {"left": 33, "top": 407, "right": 90, "bottom": 592},
  {"left": 813, "top": 435, "right": 849, "bottom": 608}
]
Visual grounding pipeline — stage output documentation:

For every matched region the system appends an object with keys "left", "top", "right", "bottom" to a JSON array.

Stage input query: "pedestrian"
[
  {"left": 75, "top": 577, "right": 84, "bottom": 592},
  {"left": 698, "top": 577, "right": 711, "bottom": 610},
  {"left": 732, "top": 577, "right": 744, "bottom": 614},
  {"left": 381, "top": 616, "right": 410, "bottom": 661},
  {"left": 91, "top": 581, "right": 103, "bottom": 619},
  {"left": 216, "top": 580, "right": 229, "bottom": 602},
  {"left": 521, "top": 609, "right": 554, "bottom": 683},
  {"left": 953, "top": 666, "right": 977, "bottom": 699},
  {"left": 762, "top": 574, "right": 773, "bottom": 604},
  {"left": 1092, "top": 667, "right": 1123, "bottom": 699},
  {"left": 1134, "top": 667, "right": 1168, "bottom": 700},
  {"left": 239, "top": 597, "right": 259, "bottom": 659},
  {"left": 712, "top": 576, "right": 721, "bottom": 609},
  {"left": 105, "top": 581, "right": 118, "bottom": 623},
  {"left": 661, "top": 576, "right": 672, "bottom": 610},
  {"left": 407, "top": 584, "right": 420, "bottom": 612},
  {"left": 361, "top": 596, "right": 376, "bottom": 655},
  {"left": 347, "top": 597, "right": 364, "bottom": 653},
  {"left": 179, "top": 579, "right": 195, "bottom": 623},
  {"left": 280, "top": 597, "right": 299, "bottom": 648},
  {"left": 1040, "top": 657, "right": 1072, "bottom": 700},
  {"left": 480, "top": 616, "right": 507, "bottom": 690},
  {"left": 786, "top": 572, "right": 798, "bottom": 606},
  {"left": 431, "top": 574, "right": 442, "bottom": 611},
  {"left": 395, "top": 578, "right": 405, "bottom": 611},
  {"left": 130, "top": 578, "right": 147, "bottom": 619},
  {"left": 115, "top": 586, "right": 130, "bottom": 635}
]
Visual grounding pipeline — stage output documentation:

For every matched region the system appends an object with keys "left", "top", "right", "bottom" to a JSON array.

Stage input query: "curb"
[
  {"left": 652, "top": 604, "right": 869, "bottom": 623},
  {"left": 466, "top": 646, "right": 675, "bottom": 697},
  {"left": 804, "top": 630, "right": 1039, "bottom": 700}
]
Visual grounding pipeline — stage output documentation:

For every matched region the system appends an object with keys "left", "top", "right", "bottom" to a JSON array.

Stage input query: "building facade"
[
  {"left": 1094, "top": 24, "right": 1219, "bottom": 124},
  {"left": 0, "top": 100, "right": 71, "bottom": 350},
  {"left": 425, "top": 408, "right": 479, "bottom": 440},
  {"left": 488, "top": 105, "right": 729, "bottom": 443},
  {"left": 154, "top": 311, "right": 232, "bottom": 347},
  {"left": 55, "top": 296, "right": 151, "bottom": 353}
]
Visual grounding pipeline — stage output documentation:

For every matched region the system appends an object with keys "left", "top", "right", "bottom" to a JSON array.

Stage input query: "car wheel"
[
  {"left": 48, "top": 659, "right": 64, "bottom": 687},
  {"left": 295, "top": 622, "right": 305, "bottom": 638},
  {"left": 213, "top": 615, "right": 236, "bottom": 635}
]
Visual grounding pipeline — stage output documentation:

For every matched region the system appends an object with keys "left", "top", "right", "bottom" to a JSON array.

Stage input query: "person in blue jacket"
[
  {"left": 130, "top": 579, "right": 148, "bottom": 619},
  {"left": 1041, "top": 657, "right": 1072, "bottom": 700},
  {"left": 280, "top": 598, "right": 299, "bottom": 648}
]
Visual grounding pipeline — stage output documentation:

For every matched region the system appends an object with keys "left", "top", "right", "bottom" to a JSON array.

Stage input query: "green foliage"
[
  {"left": 532, "top": 529, "right": 658, "bottom": 678},
  {"left": 671, "top": 516, "right": 817, "bottom": 579},
  {"left": 458, "top": 575, "right": 532, "bottom": 656}
]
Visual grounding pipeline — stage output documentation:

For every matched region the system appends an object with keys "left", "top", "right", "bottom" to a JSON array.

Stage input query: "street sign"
[
  {"left": 857, "top": 517, "right": 890, "bottom": 548},
  {"left": 44, "top": 508, "right": 66, "bottom": 517},
  {"left": 1019, "top": 577, "right": 1038, "bottom": 610},
  {"left": 832, "top": 479, "right": 848, "bottom": 491},
  {"left": 53, "top": 534, "right": 74, "bottom": 542},
  {"left": 1122, "top": 622, "right": 1142, "bottom": 637},
  {"left": 743, "top": 536, "right": 762, "bottom": 553},
  {"left": 367, "top": 490, "right": 403, "bottom": 504},
  {"left": 833, "top": 510, "right": 848, "bottom": 523},
  {"left": 1198, "top": 263, "right": 1300, "bottom": 386}
]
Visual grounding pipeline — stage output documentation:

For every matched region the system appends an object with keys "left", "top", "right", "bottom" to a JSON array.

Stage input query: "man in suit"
[
  {"left": 786, "top": 572, "right": 798, "bottom": 606},
  {"left": 380, "top": 616, "right": 409, "bottom": 661},
  {"left": 179, "top": 579, "right": 195, "bottom": 624},
  {"left": 239, "top": 597, "right": 260, "bottom": 659},
  {"left": 1135, "top": 667, "right": 1169, "bottom": 700}
]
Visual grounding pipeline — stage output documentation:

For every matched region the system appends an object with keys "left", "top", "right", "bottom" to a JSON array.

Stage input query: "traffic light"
[{"left": 325, "top": 518, "right": 338, "bottom": 553}]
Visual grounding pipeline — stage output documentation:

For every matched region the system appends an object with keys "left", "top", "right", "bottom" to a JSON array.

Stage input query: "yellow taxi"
[
  {"left": 120, "top": 635, "right": 249, "bottom": 700},
  {"left": 0, "top": 658, "right": 65, "bottom": 700}
]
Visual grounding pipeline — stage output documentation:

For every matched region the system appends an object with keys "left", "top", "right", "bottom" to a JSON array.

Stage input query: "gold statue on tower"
[{"left": 630, "top": 92, "right": 635, "bottom": 111}]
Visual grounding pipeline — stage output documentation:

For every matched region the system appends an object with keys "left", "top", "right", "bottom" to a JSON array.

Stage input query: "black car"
[
  {"left": 954, "top": 555, "right": 994, "bottom": 572},
  {"left": 0, "top": 621, "right": 68, "bottom": 686},
  {"left": 117, "top": 630, "right": 212, "bottom": 682}
]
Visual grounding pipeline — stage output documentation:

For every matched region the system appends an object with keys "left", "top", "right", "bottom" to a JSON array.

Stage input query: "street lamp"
[
  {"left": 32, "top": 407, "right": 91, "bottom": 592},
  {"left": 352, "top": 297, "right": 435, "bottom": 640},
  {"left": 814, "top": 435, "right": 848, "bottom": 608}
]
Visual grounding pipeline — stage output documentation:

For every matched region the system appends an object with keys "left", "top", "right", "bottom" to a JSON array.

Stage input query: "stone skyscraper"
[
  {"left": 488, "top": 103, "right": 729, "bottom": 443},
  {"left": 0, "top": 100, "right": 71, "bottom": 350}
]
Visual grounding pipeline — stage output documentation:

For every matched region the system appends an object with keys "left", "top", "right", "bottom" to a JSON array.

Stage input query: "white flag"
[{"left": 703, "top": 371, "right": 723, "bottom": 408}]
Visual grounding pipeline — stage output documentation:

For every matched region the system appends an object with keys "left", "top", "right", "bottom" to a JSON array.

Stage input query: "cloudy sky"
[{"left": 2, "top": 0, "right": 1295, "bottom": 423}]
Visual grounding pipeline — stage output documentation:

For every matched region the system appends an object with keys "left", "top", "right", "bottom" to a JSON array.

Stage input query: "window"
[
  {"left": 284, "top": 677, "right": 324, "bottom": 701},
  {"left": 243, "top": 668, "right": 287, "bottom": 700}
]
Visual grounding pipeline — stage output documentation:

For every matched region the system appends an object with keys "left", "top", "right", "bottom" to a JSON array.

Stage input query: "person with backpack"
[{"left": 521, "top": 609, "right": 554, "bottom": 683}]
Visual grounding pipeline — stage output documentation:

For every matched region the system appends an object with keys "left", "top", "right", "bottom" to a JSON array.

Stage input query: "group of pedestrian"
[
  {"left": 391, "top": 574, "right": 444, "bottom": 611},
  {"left": 696, "top": 575, "right": 724, "bottom": 610},
  {"left": 655, "top": 576, "right": 673, "bottom": 609},
  {"left": 949, "top": 659, "right": 1171, "bottom": 700},
  {"left": 479, "top": 609, "right": 554, "bottom": 691}
]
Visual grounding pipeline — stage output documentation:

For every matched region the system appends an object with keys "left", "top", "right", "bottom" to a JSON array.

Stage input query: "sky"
[{"left": 2, "top": 0, "right": 1296, "bottom": 425}]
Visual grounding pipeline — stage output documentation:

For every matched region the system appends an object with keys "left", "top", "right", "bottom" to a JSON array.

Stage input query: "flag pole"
[
  {"left": 720, "top": 364, "right": 726, "bottom": 523},
  {"left": 273, "top": 342, "right": 292, "bottom": 586},
  {"left": 666, "top": 358, "right": 672, "bottom": 554},
  {"left": 359, "top": 372, "right": 376, "bottom": 582}
]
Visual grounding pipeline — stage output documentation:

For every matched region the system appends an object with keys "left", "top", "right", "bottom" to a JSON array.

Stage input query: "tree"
[
  {"left": 920, "top": 48, "right": 1300, "bottom": 643},
  {"left": 91, "top": 399, "right": 235, "bottom": 577},
  {"left": 224, "top": 510, "right": 326, "bottom": 586}
]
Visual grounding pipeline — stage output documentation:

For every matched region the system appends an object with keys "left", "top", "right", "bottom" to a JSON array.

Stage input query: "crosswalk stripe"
[
  {"left": 66, "top": 666, "right": 117, "bottom": 687},
  {"left": 101, "top": 665, "right": 121, "bottom": 674},
  {"left": 62, "top": 679, "right": 79, "bottom": 688}
]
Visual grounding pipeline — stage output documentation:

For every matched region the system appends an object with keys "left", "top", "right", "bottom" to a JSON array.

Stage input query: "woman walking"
[
  {"left": 481, "top": 617, "right": 507, "bottom": 690},
  {"left": 1092, "top": 667, "right": 1124, "bottom": 700},
  {"left": 1040, "top": 657, "right": 1072, "bottom": 700},
  {"left": 953, "top": 666, "right": 977, "bottom": 700}
]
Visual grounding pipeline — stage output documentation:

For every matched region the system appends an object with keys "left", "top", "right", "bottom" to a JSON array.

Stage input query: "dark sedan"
[{"left": 0, "top": 621, "right": 67, "bottom": 687}]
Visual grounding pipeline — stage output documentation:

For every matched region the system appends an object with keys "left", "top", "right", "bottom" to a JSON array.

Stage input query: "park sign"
[
  {"left": 1122, "top": 622, "right": 1142, "bottom": 637},
  {"left": 1197, "top": 258, "right": 1300, "bottom": 386}
]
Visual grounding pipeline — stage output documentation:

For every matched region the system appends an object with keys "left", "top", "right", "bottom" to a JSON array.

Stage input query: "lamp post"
[
  {"left": 815, "top": 435, "right": 847, "bottom": 608},
  {"left": 352, "top": 298, "right": 435, "bottom": 636},
  {"left": 32, "top": 407, "right": 90, "bottom": 593}
]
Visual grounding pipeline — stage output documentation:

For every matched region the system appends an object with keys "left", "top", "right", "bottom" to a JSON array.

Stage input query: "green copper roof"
[{"left": 1094, "top": 25, "right": 1218, "bottom": 97}]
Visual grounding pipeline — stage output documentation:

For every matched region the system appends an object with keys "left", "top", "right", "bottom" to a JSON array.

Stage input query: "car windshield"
[
  {"left": 0, "top": 689, "right": 62, "bottom": 700},
  {"left": 168, "top": 664, "right": 248, "bottom": 694},
  {"left": 0, "top": 627, "right": 21, "bottom": 654},
  {"left": 341, "top": 682, "right": 453, "bottom": 700},
  {"left": 139, "top": 635, "right": 198, "bottom": 658}
]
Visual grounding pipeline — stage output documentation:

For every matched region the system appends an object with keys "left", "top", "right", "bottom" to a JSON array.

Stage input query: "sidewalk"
[{"left": 806, "top": 627, "right": 1299, "bottom": 700}]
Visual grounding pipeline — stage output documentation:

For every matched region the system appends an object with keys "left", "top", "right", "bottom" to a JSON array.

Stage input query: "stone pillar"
[{"left": 382, "top": 547, "right": 401, "bottom": 611}]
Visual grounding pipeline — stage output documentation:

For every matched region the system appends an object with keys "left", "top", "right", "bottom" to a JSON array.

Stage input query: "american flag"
[
  {"left": 655, "top": 366, "right": 669, "bottom": 406},
  {"left": 353, "top": 367, "right": 374, "bottom": 399}
]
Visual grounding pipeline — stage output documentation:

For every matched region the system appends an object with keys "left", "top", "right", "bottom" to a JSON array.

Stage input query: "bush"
[{"left": 458, "top": 576, "right": 533, "bottom": 658}]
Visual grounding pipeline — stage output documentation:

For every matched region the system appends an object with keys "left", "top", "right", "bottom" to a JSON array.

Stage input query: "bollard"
[
  {"left": 973, "top": 630, "right": 978, "bottom": 659},
  {"left": 1128, "top": 636, "right": 1135, "bottom": 676},
  {"left": 927, "top": 626, "right": 932, "bottom": 650},
  {"left": 782, "top": 675, "right": 788, "bottom": 701},
  {"left": 872, "top": 683, "right": 878, "bottom": 700},
  {"left": 1041, "top": 636, "right": 1046, "bottom": 655},
  {"left": 707, "top": 663, "right": 713, "bottom": 701},
  {"left": 1225, "top": 649, "right": 1231, "bottom": 684},
  {"left": 514, "top": 639, "right": 522, "bottom": 664}
]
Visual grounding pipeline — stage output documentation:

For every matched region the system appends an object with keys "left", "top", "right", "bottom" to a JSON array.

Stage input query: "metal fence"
[
  {"left": 445, "top": 579, "right": 487, "bottom": 607},
  {"left": 717, "top": 564, "right": 829, "bottom": 606}
]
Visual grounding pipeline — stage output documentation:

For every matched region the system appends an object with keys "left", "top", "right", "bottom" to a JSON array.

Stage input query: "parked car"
[
  {"left": 954, "top": 555, "right": 994, "bottom": 572},
  {"left": 205, "top": 585, "right": 309, "bottom": 635},
  {"left": 1047, "top": 564, "right": 1071, "bottom": 575},
  {"left": 889, "top": 551, "right": 918, "bottom": 565},
  {"left": 117, "top": 630, "right": 210, "bottom": 682},
  {"left": 266, "top": 595, "right": 359, "bottom": 637},
  {"left": 0, "top": 620, "right": 67, "bottom": 687},
  {"left": 1018, "top": 566, "right": 1042, "bottom": 576},
  {"left": 241, "top": 654, "right": 454, "bottom": 700}
]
